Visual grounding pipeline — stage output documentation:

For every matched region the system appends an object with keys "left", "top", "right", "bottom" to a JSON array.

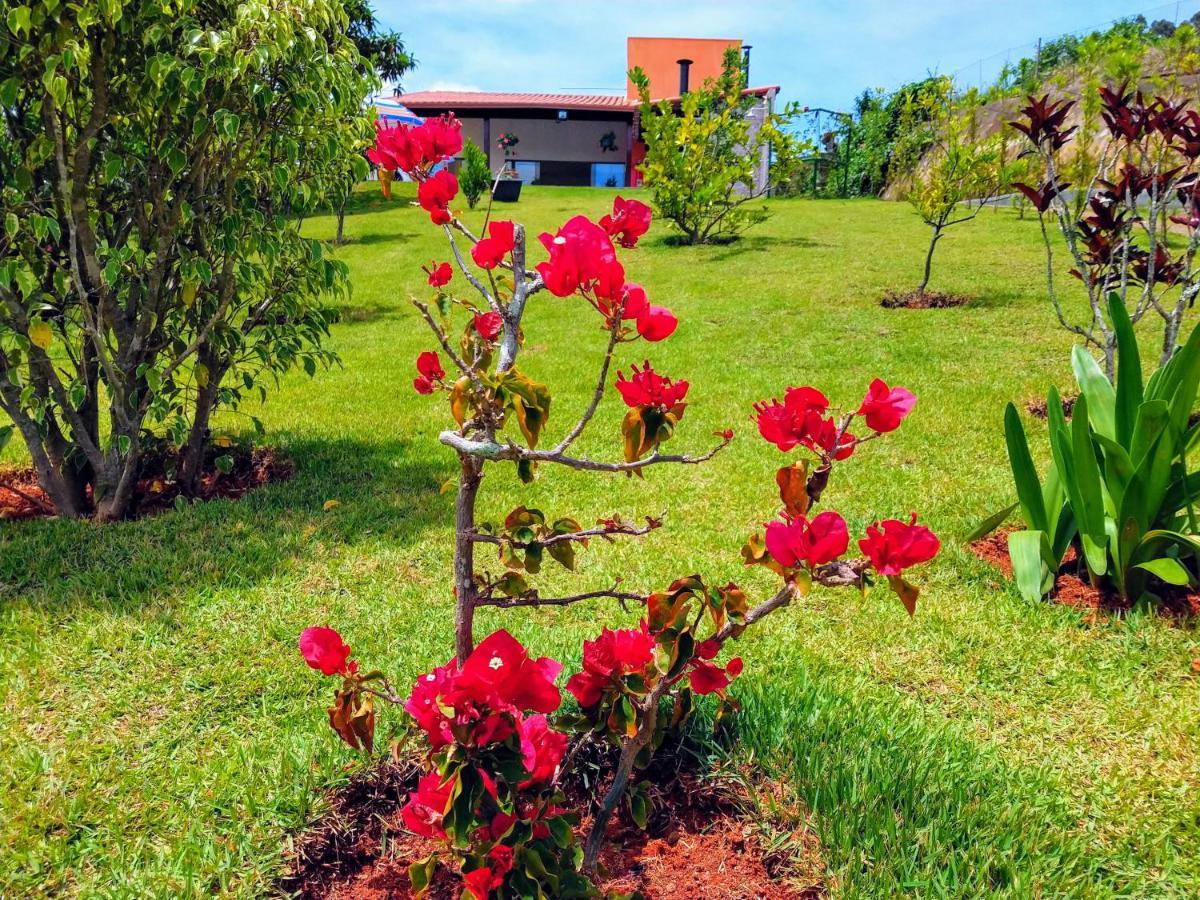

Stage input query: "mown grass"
[{"left": 2, "top": 185, "right": 1199, "bottom": 898}]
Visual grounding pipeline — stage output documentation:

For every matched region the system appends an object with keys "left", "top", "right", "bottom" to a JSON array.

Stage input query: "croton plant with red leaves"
[
  {"left": 1011, "top": 84, "right": 1200, "bottom": 374},
  {"left": 298, "top": 116, "right": 940, "bottom": 897}
]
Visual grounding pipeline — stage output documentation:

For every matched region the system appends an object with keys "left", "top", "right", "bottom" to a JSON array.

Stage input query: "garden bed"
[
  {"left": 879, "top": 290, "right": 969, "bottom": 309},
  {"left": 283, "top": 749, "right": 824, "bottom": 900},
  {"left": 0, "top": 445, "right": 293, "bottom": 521},
  {"left": 969, "top": 529, "right": 1200, "bottom": 620}
]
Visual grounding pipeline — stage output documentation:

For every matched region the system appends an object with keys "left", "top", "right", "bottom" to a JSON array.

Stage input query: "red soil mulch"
[
  {"left": 283, "top": 752, "right": 824, "bottom": 900},
  {"left": 0, "top": 445, "right": 293, "bottom": 522},
  {"left": 880, "top": 290, "right": 970, "bottom": 309},
  {"left": 968, "top": 528, "right": 1200, "bottom": 620}
]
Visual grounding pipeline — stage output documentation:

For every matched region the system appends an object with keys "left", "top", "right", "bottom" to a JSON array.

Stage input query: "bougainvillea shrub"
[{"left": 299, "top": 113, "right": 940, "bottom": 896}]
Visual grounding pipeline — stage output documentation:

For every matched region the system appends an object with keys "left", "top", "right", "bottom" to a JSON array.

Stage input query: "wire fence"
[{"left": 948, "top": 1, "right": 1198, "bottom": 93}]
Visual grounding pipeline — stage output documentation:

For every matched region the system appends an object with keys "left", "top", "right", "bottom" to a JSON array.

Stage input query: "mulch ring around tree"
[
  {"left": 282, "top": 746, "right": 826, "bottom": 900},
  {"left": 968, "top": 528, "right": 1200, "bottom": 621},
  {"left": 879, "top": 290, "right": 970, "bottom": 309},
  {"left": 0, "top": 445, "right": 293, "bottom": 521}
]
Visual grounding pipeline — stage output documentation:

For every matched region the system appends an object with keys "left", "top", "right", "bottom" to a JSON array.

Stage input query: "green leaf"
[
  {"left": 964, "top": 501, "right": 1018, "bottom": 543},
  {"left": 1070, "top": 394, "right": 1109, "bottom": 577},
  {"left": 1004, "top": 403, "right": 1047, "bottom": 532},
  {"left": 1008, "top": 529, "right": 1049, "bottom": 602},
  {"left": 0, "top": 424, "right": 13, "bottom": 455},
  {"left": 1134, "top": 557, "right": 1192, "bottom": 586},
  {"left": 1108, "top": 293, "right": 1142, "bottom": 446},
  {"left": 1071, "top": 345, "right": 1116, "bottom": 440},
  {"left": 214, "top": 454, "right": 233, "bottom": 474}
]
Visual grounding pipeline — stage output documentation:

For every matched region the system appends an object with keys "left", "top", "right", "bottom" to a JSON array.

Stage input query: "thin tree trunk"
[
  {"left": 335, "top": 202, "right": 346, "bottom": 245},
  {"left": 179, "top": 356, "right": 226, "bottom": 496},
  {"left": 454, "top": 454, "right": 484, "bottom": 664},
  {"left": 917, "top": 226, "right": 942, "bottom": 296}
]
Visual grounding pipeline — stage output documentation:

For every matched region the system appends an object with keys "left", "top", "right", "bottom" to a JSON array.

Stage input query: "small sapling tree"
[
  {"left": 894, "top": 78, "right": 1001, "bottom": 298},
  {"left": 1012, "top": 83, "right": 1200, "bottom": 375},
  {"left": 458, "top": 138, "right": 494, "bottom": 209},
  {"left": 298, "top": 115, "right": 942, "bottom": 897},
  {"left": 632, "top": 48, "right": 785, "bottom": 245}
]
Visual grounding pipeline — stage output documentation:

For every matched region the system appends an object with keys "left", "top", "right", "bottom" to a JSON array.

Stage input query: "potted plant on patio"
[{"left": 493, "top": 131, "right": 522, "bottom": 202}]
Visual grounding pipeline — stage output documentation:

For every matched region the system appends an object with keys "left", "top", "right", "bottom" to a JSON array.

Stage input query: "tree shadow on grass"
[
  {"left": 333, "top": 301, "right": 401, "bottom": 325},
  {"left": 0, "top": 435, "right": 454, "bottom": 611}
]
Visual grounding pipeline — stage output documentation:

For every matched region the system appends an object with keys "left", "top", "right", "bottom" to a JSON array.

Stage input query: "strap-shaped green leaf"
[
  {"left": 1004, "top": 402, "right": 1047, "bottom": 532},
  {"left": 1008, "top": 529, "right": 1050, "bottom": 602},
  {"left": 1107, "top": 293, "right": 1142, "bottom": 446},
  {"left": 1072, "top": 345, "right": 1116, "bottom": 440},
  {"left": 1070, "top": 394, "right": 1109, "bottom": 577},
  {"left": 1134, "top": 557, "right": 1192, "bottom": 586}
]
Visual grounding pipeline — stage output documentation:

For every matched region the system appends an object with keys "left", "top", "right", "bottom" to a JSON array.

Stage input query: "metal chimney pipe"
[
  {"left": 677, "top": 58, "right": 693, "bottom": 95},
  {"left": 742, "top": 45, "right": 752, "bottom": 82}
]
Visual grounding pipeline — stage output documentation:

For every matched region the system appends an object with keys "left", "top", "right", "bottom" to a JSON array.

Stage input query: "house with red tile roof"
[{"left": 390, "top": 37, "right": 778, "bottom": 189}]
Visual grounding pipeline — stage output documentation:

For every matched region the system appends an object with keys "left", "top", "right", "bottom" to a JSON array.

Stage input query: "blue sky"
[{"left": 376, "top": 0, "right": 1193, "bottom": 111}]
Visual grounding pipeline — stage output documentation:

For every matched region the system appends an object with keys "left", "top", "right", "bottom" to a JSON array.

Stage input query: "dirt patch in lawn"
[
  {"left": 283, "top": 746, "right": 825, "bottom": 900},
  {"left": 1026, "top": 393, "right": 1077, "bottom": 420},
  {"left": 0, "top": 445, "right": 293, "bottom": 522},
  {"left": 880, "top": 290, "right": 970, "bottom": 309},
  {"left": 969, "top": 528, "right": 1199, "bottom": 621}
]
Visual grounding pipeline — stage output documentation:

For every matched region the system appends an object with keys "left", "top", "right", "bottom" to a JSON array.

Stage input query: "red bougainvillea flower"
[
  {"left": 422, "top": 260, "right": 452, "bottom": 287},
  {"left": 636, "top": 305, "right": 678, "bottom": 342},
  {"left": 463, "top": 844, "right": 515, "bottom": 898},
  {"left": 473, "top": 310, "right": 504, "bottom": 341},
  {"left": 619, "top": 283, "right": 649, "bottom": 319},
  {"left": 599, "top": 195, "right": 652, "bottom": 248},
  {"left": 858, "top": 513, "right": 941, "bottom": 576},
  {"left": 764, "top": 510, "right": 849, "bottom": 569},
  {"left": 367, "top": 121, "right": 424, "bottom": 174},
  {"left": 417, "top": 113, "right": 463, "bottom": 164},
  {"left": 689, "top": 656, "right": 744, "bottom": 695},
  {"left": 413, "top": 350, "right": 446, "bottom": 394},
  {"left": 470, "top": 220, "right": 516, "bottom": 270},
  {"left": 857, "top": 379, "right": 917, "bottom": 433},
  {"left": 298, "top": 626, "right": 353, "bottom": 676},
  {"left": 404, "top": 660, "right": 459, "bottom": 749},
  {"left": 417, "top": 168, "right": 458, "bottom": 225},
  {"left": 614, "top": 361, "right": 689, "bottom": 410},
  {"left": 801, "top": 410, "right": 856, "bottom": 460},
  {"left": 449, "top": 629, "right": 562, "bottom": 714},
  {"left": 754, "top": 399, "right": 802, "bottom": 451},
  {"left": 517, "top": 714, "right": 568, "bottom": 787},
  {"left": 566, "top": 622, "right": 655, "bottom": 707},
  {"left": 753, "top": 388, "right": 854, "bottom": 458},
  {"left": 401, "top": 772, "right": 456, "bottom": 838},
  {"left": 535, "top": 215, "right": 625, "bottom": 300},
  {"left": 784, "top": 386, "right": 829, "bottom": 418}
]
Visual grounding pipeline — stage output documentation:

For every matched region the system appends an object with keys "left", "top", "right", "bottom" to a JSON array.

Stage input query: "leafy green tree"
[
  {"left": 894, "top": 79, "right": 1001, "bottom": 296},
  {"left": 458, "top": 138, "right": 493, "bottom": 209},
  {"left": 632, "top": 48, "right": 784, "bottom": 245},
  {"left": 333, "top": 0, "right": 414, "bottom": 243},
  {"left": 0, "top": 0, "right": 374, "bottom": 520}
]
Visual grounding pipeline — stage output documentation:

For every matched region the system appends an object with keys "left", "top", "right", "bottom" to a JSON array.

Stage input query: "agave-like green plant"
[{"left": 977, "top": 294, "right": 1200, "bottom": 603}]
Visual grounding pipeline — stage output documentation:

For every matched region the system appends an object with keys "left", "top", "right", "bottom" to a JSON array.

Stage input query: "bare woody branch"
[
  {"left": 438, "top": 430, "right": 733, "bottom": 473},
  {"left": 469, "top": 514, "right": 664, "bottom": 548}
]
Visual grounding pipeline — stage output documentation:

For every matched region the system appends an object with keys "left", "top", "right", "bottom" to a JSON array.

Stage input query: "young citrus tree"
[
  {"left": 0, "top": 0, "right": 374, "bottom": 519},
  {"left": 632, "top": 48, "right": 784, "bottom": 245},
  {"left": 894, "top": 78, "right": 1001, "bottom": 297},
  {"left": 298, "top": 115, "right": 942, "bottom": 897},
  {"left": 458, "top": 138, "right": 494, "bottom": 209}
]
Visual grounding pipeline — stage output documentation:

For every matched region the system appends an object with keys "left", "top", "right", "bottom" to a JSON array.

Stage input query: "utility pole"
[{"left": 1034, "top": 38, "right": 1042, "bottom": 82}]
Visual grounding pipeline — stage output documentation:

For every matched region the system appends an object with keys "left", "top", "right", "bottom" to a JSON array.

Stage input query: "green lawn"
[{"left": 2, "top": 185, "right": 1199, "bottom": 898}]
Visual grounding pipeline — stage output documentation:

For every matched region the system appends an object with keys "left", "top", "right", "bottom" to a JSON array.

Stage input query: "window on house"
[{"left": 591, "top": 163, "right": 626, "bottom": 188}]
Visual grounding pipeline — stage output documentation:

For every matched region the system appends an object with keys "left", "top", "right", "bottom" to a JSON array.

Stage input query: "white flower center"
[{"left": 488, "top": 656, "right": 504, "bottom": 670}]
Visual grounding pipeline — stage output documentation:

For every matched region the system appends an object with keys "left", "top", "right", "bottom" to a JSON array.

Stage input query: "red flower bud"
[{"left": 857, "top": 379, "right": 916, "bottom": 433}]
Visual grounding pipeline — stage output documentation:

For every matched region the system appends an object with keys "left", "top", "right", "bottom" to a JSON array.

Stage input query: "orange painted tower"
[{"left": 625, "top": 37, "right": 742, "bottom": 100}]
